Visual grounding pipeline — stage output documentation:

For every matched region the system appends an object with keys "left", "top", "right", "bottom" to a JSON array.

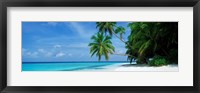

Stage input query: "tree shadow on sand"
[
  {"left": 120, "top": 64, "right": 178, "bottom": 67},
  {"left": 120, "top": 64, "right": 149, "bottom": 67}
]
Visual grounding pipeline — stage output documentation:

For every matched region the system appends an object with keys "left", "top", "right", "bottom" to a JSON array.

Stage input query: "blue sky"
[{"left": 22, "top": 22, "right": 131, "bottom": 62}]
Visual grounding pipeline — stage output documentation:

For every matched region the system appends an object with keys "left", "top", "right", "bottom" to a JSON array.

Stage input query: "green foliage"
[
  {"left": 148, "top": 56, "right": 168, "bottom": 66},
  {"left": 91, "top": 22, "right": 178, "bottom": 64},
  {"left": 126, "top": 22, "right": 178, "bottom": 64},
  {"left": 168, "top": 49, "right": 178, "bottom": 64},
  {"left": 88, "top": 32, "right": 115, "bottom": 61},
  {"left": 96, "top": 22, "right": 116, "bottom": 36},
  {"left": 115, "top": 26, "right": 126, "bottom": 40},
  {"left": 94, "top": 22, "right": 129, "bottom": 62}
]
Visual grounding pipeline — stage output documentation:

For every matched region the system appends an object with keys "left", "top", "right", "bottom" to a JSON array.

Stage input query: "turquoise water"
[{"left": 22, "top": 61, "right": 129, "bottom": 71}]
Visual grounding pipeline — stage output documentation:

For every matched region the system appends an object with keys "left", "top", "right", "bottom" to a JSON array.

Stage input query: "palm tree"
[
  {"left": 96, "top": 22, "right": 135, "bottom": 62},
  {"left": 126, "top": 22, "right": 178, "bottom": 64},
  {"left": 88, "top": 32, "right": 115, "bottom": 61},
  {"left": 127, "top": 22, "right": 160, "bottom": 64},
  {"left": 96, "top": 22, "right": 116, "bottom": 36},
  {"left": 96, "top": 22, "right": 132, "bottom": 48},
  {"left": 115, "top": 26, "right": 126, "bottom": 40},
  {"left": 125, "top": 41, "right": 137, "bottom": 64}
]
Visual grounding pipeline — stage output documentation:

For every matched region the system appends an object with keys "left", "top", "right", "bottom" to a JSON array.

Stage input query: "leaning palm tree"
[
  {"left": 96, "top": 22, "right": 132, "bottom": 48},
  {"left": 126, "top": 22, "right": 178, "bottom": 64},
  {"left": 96, "top": 22, "right": 116, "bottom": 36},
  {"left": 115, "top": 26, "right": 126, "bottom": 40},
  {"left": 88, "top": 32, "right": 115, "bottom": 61},
  {"left": 127, "top": 22, "right": 157, "bottom": 64},
  {"left": 96, "top": 22, "right": 135, "bottom": 61}
]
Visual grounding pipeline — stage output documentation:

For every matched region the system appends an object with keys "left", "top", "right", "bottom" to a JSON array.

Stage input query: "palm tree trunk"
[
  {"left": 130, "top": 58, "right": 133, "bottom": 64},
  {"left": 111, "top": 30, "right": 126, "bottom": 43},
  {"left": 113, "top": 53, "right": 133, "bottom": 56},
  {"left": 111, "top": 30, "right": 133, "bottom": 49},
  {"left": 120, "top": 34, "right": 123, "bottom": 40}
]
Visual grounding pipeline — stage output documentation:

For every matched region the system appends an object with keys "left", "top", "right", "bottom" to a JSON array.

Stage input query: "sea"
[{"left": 22, "top": 61, "right": 132, "bottom": 71}]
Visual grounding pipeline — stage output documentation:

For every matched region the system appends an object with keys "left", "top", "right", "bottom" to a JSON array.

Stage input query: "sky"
[{"left": 22, "top": 22, "right": 131, "bottom": 62}]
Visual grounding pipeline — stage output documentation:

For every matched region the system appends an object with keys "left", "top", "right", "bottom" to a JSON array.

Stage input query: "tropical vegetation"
[
  {"left": 148, "top": 55, "right": 168, "bottom": 66},
  {"left": 88, "top": 32, "right": 115, "bottom": 61},
  {"left": 88, "top": 22, "right": 178, "bottom": 66}
]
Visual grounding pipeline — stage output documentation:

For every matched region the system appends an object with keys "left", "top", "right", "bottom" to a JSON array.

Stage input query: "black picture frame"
[{"left": 0, "top": 0, "right": 199, "bottom": 93}]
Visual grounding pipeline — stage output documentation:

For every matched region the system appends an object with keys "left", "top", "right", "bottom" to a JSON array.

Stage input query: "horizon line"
[{"left": 22, "top": 61, "right": 132, "bottom": 63}]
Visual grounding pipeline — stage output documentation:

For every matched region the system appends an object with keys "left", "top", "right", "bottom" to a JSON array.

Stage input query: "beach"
[
  {"left": 114, "top": 64, "right": 178, "bottom": 72},
  {"left": 77, "top": 63, "right": 178, "bottom": 72},
  {"left": 22, "top": 62, "right": 178, "bottom": 72}
]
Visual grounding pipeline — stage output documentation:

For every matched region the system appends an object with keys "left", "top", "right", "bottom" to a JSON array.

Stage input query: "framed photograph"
[{"left": 0, "top": 0, "right": 199, "bottom": 93}]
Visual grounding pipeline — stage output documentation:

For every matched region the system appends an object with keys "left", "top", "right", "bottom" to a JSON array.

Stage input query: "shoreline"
[
  {"left": 23, "top": 62, "right": 178, "bottom": 72},
  {"left": 76, "top": 63, "right": 178, "bottom": 72}
]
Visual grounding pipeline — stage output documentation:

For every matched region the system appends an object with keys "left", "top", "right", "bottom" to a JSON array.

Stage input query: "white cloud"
[
  {"left": 23, "top": 48, "right": 55, "bottom": 58},
  {"left": 26, "top": 52, "right": 31, "bottom": 56},
  {"left": 22, "top": 48, "right": 27, "bottom": 52},
  {"left": 25, "top": 51, "right": 38, "bottom": 58},
  {"left": 32, "top": 52, "right": 38, "bottom": 57},
  {"left": 45, "top": 52, "right": 53, "bottom": 57},
  {"left": 38, "top": 48, "right": 45, "bottom": 53},
  {"left": 55, "top": 52, "right": 66, "bottom": 57},
  {"left": 54, "top": 44, "right": 62, "bottom": 48},
  {"left": 22, "top": 48, "right": 27, "bottom": 56},
  {"left": 115, "top": 49, "right": 126, "bottom": 54},
  {"left": 38, "top": 49, "right": 53, "bottom": 57}
]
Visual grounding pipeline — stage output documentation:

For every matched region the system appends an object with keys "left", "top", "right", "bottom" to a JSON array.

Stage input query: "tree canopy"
[{"left": 89, "top": 22, "right": 178, "bottom": 65}]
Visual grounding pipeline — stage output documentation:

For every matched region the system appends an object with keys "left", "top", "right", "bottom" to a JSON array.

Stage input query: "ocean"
[{"left": 22, "top": 61, "right": 131, "bottom": 71}]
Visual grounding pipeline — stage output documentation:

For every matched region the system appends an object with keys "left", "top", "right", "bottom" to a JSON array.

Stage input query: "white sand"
[
  {"left": 77, "top": 63, "right": 178, "bottom": 72},
  {"left": 113, "top": 64, "right": 178, "bottom": 72}
]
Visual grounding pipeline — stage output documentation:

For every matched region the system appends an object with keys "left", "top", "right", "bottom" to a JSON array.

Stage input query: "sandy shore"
[
  {"left": 78, "top": 63, "right": 178, "bottom": 72},
  {"left": 114, "top": 64, "right": 178, "bottom": 72}
]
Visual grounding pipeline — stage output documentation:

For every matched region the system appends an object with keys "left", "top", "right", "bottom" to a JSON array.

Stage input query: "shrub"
[
  {"left": 168, "top": 49, "right": 178, "bottom": 64},
  {"left": 148, "top": 56, "right": 168, "bottom": 66}
]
